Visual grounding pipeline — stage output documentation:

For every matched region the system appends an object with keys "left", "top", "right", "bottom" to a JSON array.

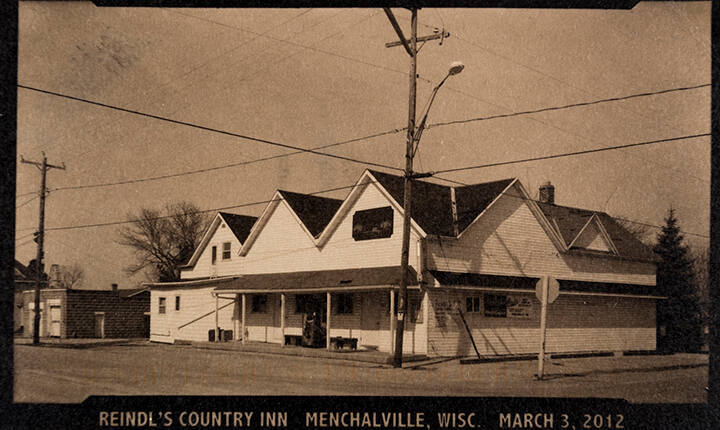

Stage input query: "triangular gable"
[
  {"left": 455, "top": 179, "right": 569, "bottom": 253},
  {"left": 183, "top": 212, "right": 254, "bottom": 269},
  {"left": 569, "top": 214, "right": 618, "bottom": 254},
  {"left": 316, "top": 170, "right": 428, "bottom": 248},
  {"left": 239, "top": 190, "right": 342, "bottom": 256}
]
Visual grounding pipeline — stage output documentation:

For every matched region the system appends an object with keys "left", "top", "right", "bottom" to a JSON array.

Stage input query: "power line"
[
  {"left": 40, "top": 172, "right": 708, "bottom": 243},
  {"left": 26, "top": 82, "right": 704, "bottom": 194},
  {"left": 50, "top": 128, "right": 404, "bottom": 192},
  {"left": 613, "top": 216, "right": 708, "bottom": 240},
  {"left": 18, "top": 84, "right": 403, "bottom": 174},
  {"left": 425, "top": 83, "right": 710, "bottom": 130},
  {"left": 432, "top": 133, "right": 710, "bottom": 174},
  {"left": 16, "top": 195, "right": 38, "bottom": 209},
  {"left": 44, "top": 182, "right": 368, "bottom": 232}
]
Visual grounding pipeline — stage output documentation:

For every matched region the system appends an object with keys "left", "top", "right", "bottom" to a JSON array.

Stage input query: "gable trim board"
[
  {"left": 182, "top": 212, "right": 257, "bottom": 269},
  {"left": 317, "top": 171, "right": 427, "bottom": 248}
]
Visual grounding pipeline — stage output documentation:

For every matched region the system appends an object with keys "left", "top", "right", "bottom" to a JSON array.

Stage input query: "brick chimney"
[
  {"left": 111, "top": 283, "right": 118, "bottom": 293},
  {"left": 539, "top": 181, "right": 555, "bottom": 205}
]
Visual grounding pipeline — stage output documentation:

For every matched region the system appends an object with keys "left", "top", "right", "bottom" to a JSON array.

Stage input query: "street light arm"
[{"left": 412, "top": 73, "right": 450, "bottom": 157}]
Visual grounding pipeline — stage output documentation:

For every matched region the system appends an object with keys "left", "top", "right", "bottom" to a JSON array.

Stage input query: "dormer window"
[
  {"left": 222, "top": 242, "right": 231, "bottom": 260},
  {"left": 352, "top": 206, "right": 393, "bottom": 241}
]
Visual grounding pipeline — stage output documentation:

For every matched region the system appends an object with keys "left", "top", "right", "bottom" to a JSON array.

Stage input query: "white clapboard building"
[{"left": 147, "top": 170, "right": 660, "bottom": 357}]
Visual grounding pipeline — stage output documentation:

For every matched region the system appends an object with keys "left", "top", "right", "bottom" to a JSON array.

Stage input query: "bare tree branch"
[{"left": 116, "top": 201, "right": 210, "bottom": 282}]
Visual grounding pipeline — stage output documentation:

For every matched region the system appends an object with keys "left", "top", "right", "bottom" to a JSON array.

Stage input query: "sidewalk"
[
  {"left": 14, "top": 337, "right": 143, "bottom": 349},
  {"left": 188, "top": 339, "right": 428, "bottom": 366}
]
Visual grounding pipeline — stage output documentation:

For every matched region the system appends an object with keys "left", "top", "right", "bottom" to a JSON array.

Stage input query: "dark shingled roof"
[
  {"left": 278, "top": 190, "right": 344, "bottom": 237},
  {"left": 536, "top": 202, "right": 657, "bottom": 263},
  {"left": 368, "top": 170, "right": 513, "bottom": 236},
  {"left": 218, "top": 212, "right": 258, "bottom": 243}
]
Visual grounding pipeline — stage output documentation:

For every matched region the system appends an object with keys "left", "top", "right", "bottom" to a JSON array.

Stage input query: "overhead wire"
[
  {"left": 17, "top": 84, "right": 403, "bottom": 174},
  {"left": 431, "top": 133, "right": 710, "bottom": 175},
  {"left": 18, "top": 82, "right": 705, "bottom": 194},
  {"left": 412, "top": 15, "right": 710, "bottom": 185}
]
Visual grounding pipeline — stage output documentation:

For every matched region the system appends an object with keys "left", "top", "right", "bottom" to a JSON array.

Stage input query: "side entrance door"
[
  {"left": 94, "top": 313, "right": 105, "bottom": 338},
  {"left": 49, "top": 306, "right": 61, "bottom": 337},
  {"left": 360, "top": 292, "right": 383, "bottom": 349}
]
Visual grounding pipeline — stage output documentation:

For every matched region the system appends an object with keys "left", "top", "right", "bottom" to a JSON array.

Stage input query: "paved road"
[{"left": 14, "top": 342, "right": 707, "bottom": 403}]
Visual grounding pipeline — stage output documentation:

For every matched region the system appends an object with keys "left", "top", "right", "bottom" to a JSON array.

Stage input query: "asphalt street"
[{"left": 13, "top": 342, "right": 708, "bottom": 403}]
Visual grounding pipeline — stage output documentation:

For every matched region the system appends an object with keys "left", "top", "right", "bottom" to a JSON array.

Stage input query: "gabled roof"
[
  {"left": 218, "top": 212, "right": 257, "bottom": 243},
  {"left": 182, "top": 212, "right": 258, "bottom": 269},
  {"left": 536, "top": 202, "right": 656, "bottom": 262},
  {"left": 368, "top": 170, "right": 514, "bottom": 237},
  {"left": 277, "top": 190, "right": 343, "bottom": 238}
]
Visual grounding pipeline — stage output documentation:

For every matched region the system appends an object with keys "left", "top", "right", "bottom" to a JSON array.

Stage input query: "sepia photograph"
[{"left": 9, "top": 1, "right": 713, "bottom": 427}]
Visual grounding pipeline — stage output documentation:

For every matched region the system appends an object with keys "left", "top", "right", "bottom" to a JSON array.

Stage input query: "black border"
[{"left": 4, "top": 1, "right": 718, "bottom": 429}]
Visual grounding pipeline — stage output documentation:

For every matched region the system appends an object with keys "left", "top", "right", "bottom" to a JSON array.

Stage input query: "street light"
[
  {"left": 392, "top": 60, "right": 464, "bottom": 368},
  {"left": 412, "top": 61, "right": 465, "bottom": 157}
]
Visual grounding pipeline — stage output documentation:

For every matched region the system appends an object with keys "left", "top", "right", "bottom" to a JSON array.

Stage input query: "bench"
[
  {"left": 284, "top": 335, "right": 303, "bottom": 346},
  {"left": 330, "top": 337, "right": 358, "bottom": 351}
]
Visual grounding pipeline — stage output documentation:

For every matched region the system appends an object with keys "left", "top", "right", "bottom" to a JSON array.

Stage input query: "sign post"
[{"left": 535, "top": 276, "right": 559, "bottom": 380}]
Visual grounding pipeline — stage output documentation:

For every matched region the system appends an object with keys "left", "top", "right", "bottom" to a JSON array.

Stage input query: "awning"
[
  {"left": 213, "top": 266, "right": 418, "bottom": 294},
  {"left": 429, "top": 271, "right": 663, "bottom": 299}
]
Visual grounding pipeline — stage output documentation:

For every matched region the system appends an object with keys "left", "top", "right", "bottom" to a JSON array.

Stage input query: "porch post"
[
  {"left": 280, "top": 293, "right": 286, "bottom": 347},
  {"left": 389, "top": 289, "right": 396, "bottom": 355},
  {"left": 241, "top": 293, "right": 247, "bottom": 344},
  {"left": 234, "top": 294, "right": 241, "bottom": 341},
  {"left": 214, "top": 294, "right": 219, "bottom": 342},
  {"left": 326, "top": 292, "right": 332, "bottom": 351}
]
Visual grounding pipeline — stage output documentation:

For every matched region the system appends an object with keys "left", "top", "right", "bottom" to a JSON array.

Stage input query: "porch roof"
[{"left": 213, "top": 266, "right": 419, "bottom": 294}]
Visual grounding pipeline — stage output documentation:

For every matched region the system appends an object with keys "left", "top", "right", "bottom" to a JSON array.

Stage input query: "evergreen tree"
[{"left": 653, "top": 208, "right": 702, "bottom": 352}]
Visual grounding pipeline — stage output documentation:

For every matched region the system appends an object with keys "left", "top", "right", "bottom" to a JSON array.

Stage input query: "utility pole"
[
  {"left": 384, "top": 8, "right": 450, "bottom": 368},
  {"left": 20, "top": 152, "right": 65, "bottom": 345}
]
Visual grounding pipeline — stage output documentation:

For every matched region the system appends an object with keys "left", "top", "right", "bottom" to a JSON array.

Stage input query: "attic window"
[
  {"left": 220, "top": 223, "right": 226, "bottom": 228},
  {"left": 222, "top": 242, "right": 231, "bottom": 260},
  {"left": 352, "top": 206, "right": 393, "bottom": 241}
]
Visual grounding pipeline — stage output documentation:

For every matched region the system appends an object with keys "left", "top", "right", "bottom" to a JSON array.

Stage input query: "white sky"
[{"left": 15, "top": 2, "right": 711, "bottom": 290}]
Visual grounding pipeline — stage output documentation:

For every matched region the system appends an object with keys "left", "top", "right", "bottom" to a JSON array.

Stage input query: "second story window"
[
  {"left": 158, "top": 297, "right": 166, "bottom": 314},
  {"left": 352, "top": 206, "right": 393, "bottom": 241},
  {"left": 175, "top": 296, "right": 181, "bottom": 311},
  {"left": 211, "top": 246, "right": 217, "bottom": 265},
  {"left": 222, "top": 242, "right": 231, "bottom": 260}
]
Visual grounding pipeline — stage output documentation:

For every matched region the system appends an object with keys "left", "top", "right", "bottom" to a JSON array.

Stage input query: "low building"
[
  {"left": 22, "top": 285, "right": 150, "bottom": 339},
  {"left": 13, "top": 260, "right": 38, "bottom": 334},
  {"left": 148, "top": 170, "right": 660, "bottom": 358}
]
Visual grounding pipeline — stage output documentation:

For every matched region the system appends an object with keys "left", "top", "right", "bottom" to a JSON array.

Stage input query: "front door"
[
  {"left": 50, "top": 306, "right": 61, "bottom": 337},
  {"left": 360, "top": 292, "right": 383, "bottom": 349},
  {"left": 95, "top": 313, "right": 105, "bottom": 338}
]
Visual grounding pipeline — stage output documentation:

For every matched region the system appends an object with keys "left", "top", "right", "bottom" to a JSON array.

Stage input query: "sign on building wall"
[{"left": 506, "top": 295, "right": 533, "bottom": 319}]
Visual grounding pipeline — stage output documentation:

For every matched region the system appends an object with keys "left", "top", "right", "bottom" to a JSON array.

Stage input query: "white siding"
[
  {"left": 574, "top": 222, "right": 610, "bottom": 252},
  {"left": 242, "top": 183, "right": 420, "bottom": 274},
  {"left": 180, "top": 221, "right": 244, "bottom": 280},
  {"left": 426, "top": 185, "right": 656, "bottom": 286},
  {"left": 425, "top": 289, "right": 656, "bottom": 358},
  {"left": 150, "top": 287, "right": 235, "bottom": 343}
]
